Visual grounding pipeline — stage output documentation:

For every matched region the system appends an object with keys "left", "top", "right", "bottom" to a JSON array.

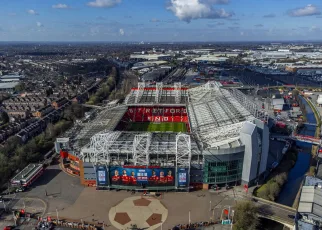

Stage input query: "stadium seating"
[{"left": 124, "top": 106, "right": 189, "bottom": 123}]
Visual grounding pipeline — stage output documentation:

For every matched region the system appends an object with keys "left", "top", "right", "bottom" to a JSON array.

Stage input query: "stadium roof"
[
  {"left": 187, "top": 82, "right": 263, "bottom": 148},
  {"left": 67, "top": 81, "right": 268, "bottom": 165},
  {"left": 124, "top": 82, "right": 188, "bottom": 105},
  {"left": 65, "top": 106, "right": 128, "bottom": 150}
]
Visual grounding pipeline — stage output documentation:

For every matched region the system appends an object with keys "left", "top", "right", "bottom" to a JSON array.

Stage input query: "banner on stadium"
[
  {"left": 125, "top": 107, "right": 188, "bottom": 123},
  {"left": 109, "top": 167, "right": 175, "bottom": 187},
  {"left": 96, "top": 165, "right": 108, "bottom": 186},
  {"left": 177, "top": 168, "right": 189, "bottom": 187}
]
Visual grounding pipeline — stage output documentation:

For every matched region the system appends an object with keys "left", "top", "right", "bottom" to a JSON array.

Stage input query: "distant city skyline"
[{"left": 1, "top": 0, "right": 322, "bottom": 42}]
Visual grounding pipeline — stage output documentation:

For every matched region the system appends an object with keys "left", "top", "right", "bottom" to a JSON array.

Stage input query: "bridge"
[
  {"left": 223, "top": 84, "right": 322, "bottom": 92},
  {"left": 234, "top": 194, "right": 295, "bottom": 229},
  {"left": 271, "top": 134, "right": 321, "bottom": 145}
]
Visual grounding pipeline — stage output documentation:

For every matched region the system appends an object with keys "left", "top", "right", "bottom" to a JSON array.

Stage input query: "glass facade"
[{"left": 203, "top": 159, "right": 243, "bottom": 184}]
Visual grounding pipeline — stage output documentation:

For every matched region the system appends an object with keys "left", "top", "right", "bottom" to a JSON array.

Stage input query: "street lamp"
[
  {"left": 231, "top": 210, "right": 235, "bottom": 230},
  {"left": 56, "top": 208, "right": 59, "bottom": 223}
]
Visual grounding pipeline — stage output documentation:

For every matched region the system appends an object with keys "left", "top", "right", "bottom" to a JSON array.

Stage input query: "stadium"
[{"left": 56, "top": 81, "right": 270, "bottom": 191}]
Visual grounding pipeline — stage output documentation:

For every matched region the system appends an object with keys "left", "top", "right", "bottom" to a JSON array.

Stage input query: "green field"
[{"left": 128, "top": 122, "right": 187, "bottom": 132}]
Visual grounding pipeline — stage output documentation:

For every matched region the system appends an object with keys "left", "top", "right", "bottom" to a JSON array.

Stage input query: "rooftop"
[
  {"left": 0, "top": 82, "right": 19, "bottom": 89},
  {"left": 298, "top": 186, "right": 322, "bottom": 218},
  {"left": 11, "top": 164, "right": 43, "bottom": 182},
  {"left": 187, "top": 82, "right": 265, "bottom": 148}
]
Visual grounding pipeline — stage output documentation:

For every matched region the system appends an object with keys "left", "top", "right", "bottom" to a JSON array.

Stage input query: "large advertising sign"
[
  {"left": 178, "top": 168, "right": 188, "bottom": 187},
  {"left": 109, "top": 167, "right": 175, "bottom": 187},
  {"left": 96, "top": 165, "right": 108, "bottom": 186},
  {"left": 126, "top": 107, "right": 188, "bottom": 123}
]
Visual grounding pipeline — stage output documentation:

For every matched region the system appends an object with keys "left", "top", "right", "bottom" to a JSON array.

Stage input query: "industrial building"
[
  {"left": 56, "top": 81, "right": 269, "bottom": 191},
  {"left": 297, "top": 176, "right": 322, "bottom": 229}
]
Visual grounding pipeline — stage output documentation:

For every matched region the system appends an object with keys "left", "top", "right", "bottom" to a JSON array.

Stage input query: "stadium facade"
[{"left": 56, "top": 81, "right": 269, "bottom": 191}]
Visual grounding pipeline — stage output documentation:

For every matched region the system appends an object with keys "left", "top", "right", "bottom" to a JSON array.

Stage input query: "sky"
[{"left": 1, "top": 0, "right": 322, "bottom": 42}]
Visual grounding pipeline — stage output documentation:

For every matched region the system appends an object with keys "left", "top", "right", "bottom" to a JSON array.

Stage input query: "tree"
[
  {"left": 0, "top": 111, "right": 9, "bottom": 123},
  {"left": 268, "top": 182, "right": 280, "bottom": 201},
  {"left": 233, "top": 201, "right": 259, "bottom": 230},
  {"left": 46, "top": 88, "right": 53, "bottom": 97},
  {"left": 256, "top": 184, "right": 270, "bottom": 200},
  {"left": 14, "top": 83, "right": 25, "bottom": 92},
  {"left": 275, "top": 172, "right": 287, "bottom": 186}
]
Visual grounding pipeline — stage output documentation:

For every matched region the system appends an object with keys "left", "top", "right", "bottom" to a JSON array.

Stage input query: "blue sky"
[{"left": 0, "top": 0, "right": 322, "bottom": 42}]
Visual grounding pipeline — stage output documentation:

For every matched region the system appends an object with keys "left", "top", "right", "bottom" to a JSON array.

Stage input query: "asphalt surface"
[
  {"left": 1, "top": 162, "right": 84, "bottom": 230},
  {"left": 25, "top": 163, "right": 84, "bottom": 214}
]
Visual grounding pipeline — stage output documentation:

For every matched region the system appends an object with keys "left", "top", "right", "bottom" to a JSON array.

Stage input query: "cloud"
[
  {"left": 27, "top": 9, "right": 38, "bottom": 15},
  {"left": 263, "top": 13, "right": 275, "bottom": 18},
  {"left": 36, "top": 22, "right": 43, "bottom": 27},
  {"left": 288, "top": 4, "right": 320, "bottom": 17},
  {"left": 167, "top": 0, "right": 233, "bottom": 22},
  {"left": 52, "top": 4, "right": 69, "bottom": 9},
  {"left": 150, "top": 18, "right": 160, "bottom": 23},
  {"left": 87, "top": 0, "right": 121, "bottom": 8},
  {"left": 254, "top": 24, "right": 263, "bottom": 27},
  {"left": 119, "top": 28, "right": 125, "bottom": 36}
]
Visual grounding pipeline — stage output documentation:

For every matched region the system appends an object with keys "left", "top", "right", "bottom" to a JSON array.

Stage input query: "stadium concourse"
[{"left": 55, "top": 81, "right": 270, "bottom": 191}]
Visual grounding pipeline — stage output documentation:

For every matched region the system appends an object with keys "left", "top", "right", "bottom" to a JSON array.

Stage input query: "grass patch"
[
  {"left": 128, "top": 122, "right": 187, "bottom": 132},
  {"left": 255, "top": 149, "right": 298, "bottom": 201}
]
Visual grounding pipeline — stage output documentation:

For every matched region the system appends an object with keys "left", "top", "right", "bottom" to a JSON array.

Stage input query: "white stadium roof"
[{"left": 63, "top": 81, "right": 268, "bottom": 166}]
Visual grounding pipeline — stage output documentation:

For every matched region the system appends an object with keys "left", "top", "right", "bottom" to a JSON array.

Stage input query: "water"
[
  {"left": 277, "top": 151, "right": 311, "bottom": 206},
  {"left": 298, "top": 124, "right": 316, "bottom": 136},
  {"left": 298, "top": 96, "right": 317, "bottom": 124},
  {"left": 258, "top": 218, "right": 284, "bottom": 230},
  {"left": 277, "top": 96, "right": 316, "bottom": 206}
]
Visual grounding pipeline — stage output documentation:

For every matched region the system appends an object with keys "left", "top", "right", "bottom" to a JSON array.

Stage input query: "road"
[
  {"left": 254, "top": 198, "right": 296, "bottom": 226},
  {"left": 220, "top": 187, "right": 296, "bottom": 227}
]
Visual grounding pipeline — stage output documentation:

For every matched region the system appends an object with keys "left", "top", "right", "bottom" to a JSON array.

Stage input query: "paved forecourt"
[
  {"left": 108, "top": 196, "right": 168, "bottom": 230},
  {"left": 57, "top": 188, "right": 235, "bottom": 230}
]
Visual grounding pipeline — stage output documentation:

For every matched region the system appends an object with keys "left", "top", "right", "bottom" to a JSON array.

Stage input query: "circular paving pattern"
[{"left": 109, "top": 196, "right": 168, "bottom": 230}]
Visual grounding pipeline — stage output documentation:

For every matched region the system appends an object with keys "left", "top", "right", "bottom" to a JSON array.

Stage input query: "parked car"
[{"left": 15, "top": 187, "right": 25, "bottom": 193}]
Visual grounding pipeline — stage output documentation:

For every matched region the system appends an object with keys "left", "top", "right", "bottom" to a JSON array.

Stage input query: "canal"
[{"left": 277, "top": 96, "right": 316, "bottom": 206}]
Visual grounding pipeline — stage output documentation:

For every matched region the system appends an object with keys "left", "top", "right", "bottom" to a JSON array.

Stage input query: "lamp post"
[
  {"left": 209, "top": 200, "right": 212, "bottom": 211},
  {"left": 56, "top": 208, "right": 59, "bottom": 223},
  {"left": 189, "top": 210, "right": 191, "bottom": 225},
  {"left": 231, "top": 210, "right": 235, "bottom": 230},
  {"left": 12, "top": 211, "right": 17, "bottom": 226}
]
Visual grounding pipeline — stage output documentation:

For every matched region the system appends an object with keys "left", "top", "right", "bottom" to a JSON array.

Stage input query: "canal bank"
[{"left": 277, "top": 95, "right": 317, "bottom": 206}]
